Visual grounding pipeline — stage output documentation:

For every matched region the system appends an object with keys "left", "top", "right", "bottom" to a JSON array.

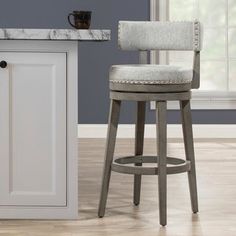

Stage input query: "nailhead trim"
[
  {"left": 193, "top": 20, "right": 201, "bottom": 51},
  {"left": 118, "top": 23, "right": 121, "bottom": 49},
  {"left": 110, "top": 79, "right": 192, "bottom": 85}
]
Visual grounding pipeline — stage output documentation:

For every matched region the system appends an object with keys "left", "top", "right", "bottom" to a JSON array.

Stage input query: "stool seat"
[{"left": 110, "top": 65, "right": 193, "bottom": 85}]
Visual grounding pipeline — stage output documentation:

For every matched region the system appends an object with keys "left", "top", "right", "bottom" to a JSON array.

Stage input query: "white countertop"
[{"left": 0, "top": 28, "right": 111, "bottom": 41}]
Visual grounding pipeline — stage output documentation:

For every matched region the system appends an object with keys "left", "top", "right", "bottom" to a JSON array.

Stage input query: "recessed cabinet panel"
[{"left": 0, "top": 52, "right": 67, "bottom": 206}]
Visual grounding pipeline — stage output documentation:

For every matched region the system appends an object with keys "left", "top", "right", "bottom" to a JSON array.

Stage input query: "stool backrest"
[
  {"left": 118, "top": 21, "right": 202, "bottom": 51},
  {"left": 118, "top": 21, "right": 202, "bottom": 89}
]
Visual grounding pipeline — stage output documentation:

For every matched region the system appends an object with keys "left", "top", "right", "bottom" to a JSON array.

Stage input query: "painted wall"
[{"left": 0, "top": 0, "right": 235, "bottom": 124}]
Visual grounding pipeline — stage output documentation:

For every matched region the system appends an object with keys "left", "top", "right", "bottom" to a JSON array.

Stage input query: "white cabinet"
[
  {"left": 0, "top": 29, "right": 109, "bottom": 219},
  {"left": 0, "top": 41, "right": 78, "bottom": 219},
  {"left": 0, "top": 52, "right": 67, "bottom": 206}
]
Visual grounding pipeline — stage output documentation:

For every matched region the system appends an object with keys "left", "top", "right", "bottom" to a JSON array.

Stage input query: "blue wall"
[{"left": 1, "top": 0, "right": 235, "bottom": 124}]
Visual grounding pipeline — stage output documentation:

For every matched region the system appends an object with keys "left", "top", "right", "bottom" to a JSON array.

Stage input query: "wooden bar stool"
[{"left": 98, "top": 21, "right": 202, "bottom": 226}]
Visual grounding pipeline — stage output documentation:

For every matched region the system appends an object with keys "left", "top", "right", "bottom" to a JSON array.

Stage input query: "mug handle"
[{"left": 68, "top": 13, "right": 76, "bottom": 28}]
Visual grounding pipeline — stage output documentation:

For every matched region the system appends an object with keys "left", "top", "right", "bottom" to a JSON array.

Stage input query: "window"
[{"left": 150, "top": 0, "right": 236, "bottom": 109}]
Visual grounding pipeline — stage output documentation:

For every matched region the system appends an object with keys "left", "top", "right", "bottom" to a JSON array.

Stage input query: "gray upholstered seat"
[
  {"left": 110, "top": 65, "right": 193, "bottom": 85},
  {"left": 109, "top": 64, "right": 193, "bottom": 92},
  {"left": 108, "top": 21, "right": 202, "bottom": 93}
]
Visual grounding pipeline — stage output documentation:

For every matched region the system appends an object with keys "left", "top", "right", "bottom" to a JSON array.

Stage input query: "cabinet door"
[{"left": 0, "top": 52, "right": 67, "bottom": 206}]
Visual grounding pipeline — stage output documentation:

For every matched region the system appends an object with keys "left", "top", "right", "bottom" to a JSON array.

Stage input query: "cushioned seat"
[{"left": 109, "top": 64, "right": 193, "bottom": 92}]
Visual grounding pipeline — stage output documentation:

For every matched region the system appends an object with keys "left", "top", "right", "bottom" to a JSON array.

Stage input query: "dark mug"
[{"left": 68, "top": 11, "right": 92, "bottom": 29}]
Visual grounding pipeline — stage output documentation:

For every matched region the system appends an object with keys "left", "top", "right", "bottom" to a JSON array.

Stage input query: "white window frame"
[{"left": 150, "top": 0, "right": 236, "bottom": 110}]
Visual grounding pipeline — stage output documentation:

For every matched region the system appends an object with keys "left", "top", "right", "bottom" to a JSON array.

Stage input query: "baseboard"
[{"left": 78, "top": 124, "right": 236, "bottom": 139}]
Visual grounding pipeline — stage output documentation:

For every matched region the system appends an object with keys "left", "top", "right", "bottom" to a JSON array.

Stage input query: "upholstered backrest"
[{"left": 118, "top": 21, "right": 202, "bottom": 51}]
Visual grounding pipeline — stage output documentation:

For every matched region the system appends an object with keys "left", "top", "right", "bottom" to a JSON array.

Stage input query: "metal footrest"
[{"left": 112, "top": 155, "right": 191, "bottom": 175}]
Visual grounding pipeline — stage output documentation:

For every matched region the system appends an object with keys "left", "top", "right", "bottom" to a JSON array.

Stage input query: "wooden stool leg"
[
  {"left": 156, "top": 101, "right": 167, "bottom": 226},
  {"left": 133, "top": 101, "right": 146, "bottom": 206},
  {"left": 180, "top": 100, "right": 199, "bottom": 213},
  {"left": 98, "top": 99, "right": 121, "bottom": 217}
]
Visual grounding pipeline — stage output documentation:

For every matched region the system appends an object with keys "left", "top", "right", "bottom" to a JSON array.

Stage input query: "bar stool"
[{"left": 98, "top": 21, "right": 202, "bottom": 226}]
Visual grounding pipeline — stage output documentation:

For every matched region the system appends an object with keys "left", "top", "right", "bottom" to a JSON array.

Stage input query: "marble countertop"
[{"left": 0, "top": 28, "right": 111, "bottom": 41}]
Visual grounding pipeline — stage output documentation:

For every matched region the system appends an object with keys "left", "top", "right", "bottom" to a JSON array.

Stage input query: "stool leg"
[
  {"left": 180, "top": 100, "right": 199, "bottom": 213},
  {"left": 98, "top": 99, "right": 121, "bottom": 217},
  {"left": 156, "top": 101, "right": 167, "bottom": 226},
  {"left": 133, "top": 101, "right": 146, "bottom": 206}
]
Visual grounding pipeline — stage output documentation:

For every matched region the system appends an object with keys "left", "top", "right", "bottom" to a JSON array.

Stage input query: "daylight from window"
[{"left": 169, "top": 0, "right": 236, "bottom": 91}]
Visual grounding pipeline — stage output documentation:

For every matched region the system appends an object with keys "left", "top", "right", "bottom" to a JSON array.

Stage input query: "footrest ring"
[{"left": 112, "top": 155, "right": 190, "bottom": 175}]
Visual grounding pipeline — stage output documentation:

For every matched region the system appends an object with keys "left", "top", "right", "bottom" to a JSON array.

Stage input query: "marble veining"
[{"left": 0, "top": 28, "right": 111, "bottom": 41}]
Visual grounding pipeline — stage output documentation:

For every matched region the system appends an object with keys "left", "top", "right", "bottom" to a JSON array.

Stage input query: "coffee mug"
[{"left": 68, "top": 11, "right": 92, "bottom": 29}]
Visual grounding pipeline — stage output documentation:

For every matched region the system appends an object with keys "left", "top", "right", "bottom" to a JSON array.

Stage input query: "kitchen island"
[{"left": 0, "top": 28, "right": 110, "bottom": 219}]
